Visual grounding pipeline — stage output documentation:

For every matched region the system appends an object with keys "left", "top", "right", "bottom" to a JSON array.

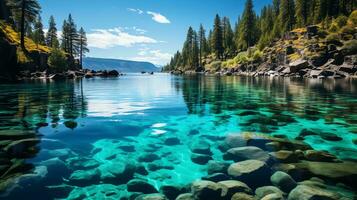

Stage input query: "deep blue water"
[{"left": 0, "top": 74, "right": 356, "bottom": 199}]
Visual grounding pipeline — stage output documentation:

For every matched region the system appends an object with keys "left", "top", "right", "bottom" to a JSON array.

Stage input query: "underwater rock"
[
  {"left": 224, "top": 134, "right": 247, "bottom": 149},
  {"left": 45, "top": 184, "right": 75, "bottom": 199},
  {"left": 138, "top": 153, "right": 160, "bottom": 162},
  {"left": 164, "top": 137, "right": 181, "bottom": 146},
  {"left": 255, "top": 186, "right": 284, "bottom": 200},
  {"left": 160, "top": 185, "right": 186, "bottom": 200},
  {"left": 304, "top": 150, "right": 337, "bottom": 162},
  {"left": 270, "top": 150, "right": 299, "bottom": 163},
  {"left": 270, "top": 171, "right": 297, "bottom": 193},
  {"left": 277, "top": 161, "right": 357, "bottom": 188},
  {"left": 69, "top": 168, "right": 100, "bottom": 186},
  {"left": 135, "top": 193, "right": 168, "bottom": 200},
  {"left": 147, "top": 161, "right": 174, "bottom": 171},
  {"left": 319, "top": 132, "right": 343, "bottom": 141},
  {"left": 191, "top": 153, "right": 212, "bottom": 165},
  {"left": 4, "top": 138, "right": 40, "bottom": 158},
  {"left": 67, "top": 157, "right": 100, "bottom": 170},
  {"left": 218, "top": 180, "right": 252, "bottom": 199},
  {"left": 287, "top": 185, "right": 340, "bottom": 200},
  {"left": 190, "top": 140, "right": 212, "bottom": 155},
  {"left": 100, "top": 161, "right": 136, "bottom": 184},
  {"left": 118, "top": 145, "right": 136, "bottom": 152},
  {"left": 223, "top": 146, "right": 270, "bottom": 163},
  {"left": 191, "top": 180, "right": 222, "bottom": 200},
  {"left": 188, "top": 130, "right": 199, "bottom": 135},
  {"left": 261, "top": 193, "right": 284, "bottom": 200},
  {"left": 66, "top": 184, "right": 128, "bottom": 199},
  {"left": 136, "top": 165, "right": 149, "bottom": 175},
  {"left": 40, "top": 148, "right": 75, "bottom": 161},
  {"left": 238, "top": 111, "right": 260, "bottom": 116},
  {"left": 207, "top": 161, "right": 230, "bottom": 175},
  {"left": 175, "top": 193, "right": 194, "bottom": 200},
  {"left": 202, "top": 173, "right": 230, "bottom": 182},
  {"left": 40, "top": 158, "right": 71, "bottom": 184},
  {"left": 227, "top": 160, "right": 271, "bottom": 188},
  {"left": 127, "top": 179, "right": 158, "bottom": 194},
  {"left": 231, "top": 193, "right": 255, "bottom": 200}
]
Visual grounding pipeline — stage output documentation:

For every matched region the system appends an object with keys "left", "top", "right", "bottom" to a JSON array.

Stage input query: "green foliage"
[
  {"left": 279, "top": 0, "right": 295, "bottom": 32},
  {"left": 78, "top": 27, "right": 89, "bottom": 67},
  {"left": 329, "top": 23, "right": 339, "bottom": 33},
  {"left": 48, "top": 48, "right": 68, "bottom": 72},
  {"left": 335, "top": 15, "right": 348, "bottom": 28},
  {"left": 46, "top": 15, "right": 59, "bottom": 48},
  {"left": 237, "top": 0, "right": 258, "bottom": 50},
  {"left": 32, "top": 15, "right": 45, "bottom": 45},
  {"left": 295, "top": 0, "right": 309, "bottom": 27},
  {"left": 342, "top": 40, "right": 357, "bottom": 55},
  {"left": 6, "top": 0, "right": 41, "bottom": 48},
  {"left": 212, "top": 14, "right": 224, "bottom": 59},
  {"left": 348, "top": 10, "right": 357, "bottom": 26},
  {"left": 207, "top": 61, "right": 222, "bottom": 71},
  {"left": 326, "top": 33, "right": 341, "bottom": 45}
]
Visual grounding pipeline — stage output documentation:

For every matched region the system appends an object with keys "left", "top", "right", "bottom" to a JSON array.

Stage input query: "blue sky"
[{"left": 39, "top": 0, "right": 271, "bottom": 65}]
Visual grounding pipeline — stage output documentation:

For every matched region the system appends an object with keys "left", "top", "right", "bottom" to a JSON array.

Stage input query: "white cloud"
[
  {"left": 87, "top": 28, "right": 157, "bottom": 49},
  {"left": 132, "top": 49, "right": 172, "bottom": 65},
  {"left": 147, "top": 11, "right": 171, "bottom": 24},
  {"left": 127, "top": 8, "right": 144, "bottom": 14}
]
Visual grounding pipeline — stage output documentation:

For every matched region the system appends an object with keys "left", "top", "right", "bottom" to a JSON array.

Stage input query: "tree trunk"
[
  {"left": 80, "top": 39, "right": 83, "bottom": 69},
  {"left": 20, "top": 0, "right": 26, "bottom": 49}
]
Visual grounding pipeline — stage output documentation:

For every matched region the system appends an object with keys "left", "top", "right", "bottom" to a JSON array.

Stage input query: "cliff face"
[{"left": 0, "top": 31, "right": 18, "bottom": 81}]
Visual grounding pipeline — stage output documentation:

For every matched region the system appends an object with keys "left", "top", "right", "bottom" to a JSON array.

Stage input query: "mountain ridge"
[{"left": 83, "top": 57, "right": 160, "bottom": 73}]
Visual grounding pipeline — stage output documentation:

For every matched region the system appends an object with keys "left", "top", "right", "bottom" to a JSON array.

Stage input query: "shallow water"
[{"left": 0, "top": 74, "right": 357, "bottom": 199}]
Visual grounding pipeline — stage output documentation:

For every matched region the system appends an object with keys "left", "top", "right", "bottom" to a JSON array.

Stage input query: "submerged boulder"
[
  {"left": 191, "top": 153, "right": 212, "bottom": 165},
  {"left": 218, "top": 180, "right": 252, "bottom": 199},
  {"left": 227, "top": 160, "right": 271, "bottom": 188},
  {"left": 288, "top": 185, "right": 340, "bottom": 200},
  {"left": 191, "top": 180, "right": 222, "bottom": 200},
  {"left": 135, "top": 193, "right": 168, "bottom": 200},
  {"left": 127, "top": 179, "right": 158, "bottom": 194},
  {"left": 270, "top": 171, "right": 297, "bottom": 193},
  {"left": 223, "top": 146, "right": 270, "bottom": 163},
  {"left": 255, "top": 186, "right": 284, "bottom": 200}
]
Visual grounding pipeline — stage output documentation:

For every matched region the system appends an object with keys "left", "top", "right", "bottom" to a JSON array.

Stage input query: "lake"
[{"left": 0, "top": 74, "right": 357, "bottom": 199}]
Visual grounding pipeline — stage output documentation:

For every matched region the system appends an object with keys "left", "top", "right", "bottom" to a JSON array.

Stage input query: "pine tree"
[
  {"left": 61, "top": 20, "right": 70, "bottom": 53},
  {"left": 33, "top": 15, "right": 45, "bottom": 46},
  {"left": 239, "top": 0, "right": 257, "bottom": 50},
  {"left": 212, "top": 14, "right": 223, "bottom": 59},
  {"left": 6, "top": 0, "right": 41, "bottom": 49},
  {"left": 46, "top": 15, "right": 59, "bottom": 48},
  {"left": 182, "top": 27, "right": 195, "bottom": 68},
  {"left": 198, "top": 24, "right": 208, "bottom": 67},
  {"left": 295, "top": 0, "right": 310, "bottom": 27},
  {"left": 192, "top": 31, "right": 199, "bottom": 69},
  {"left": 67, "top": 14, "right": 79, "bottom": 57},
  {"left": 258, "top": 5, "right": 275, "bottom": 49},
  {"left": 222, "top": 17, "right": 235, "bottom": 59},
  {"left": 273, "top": 0, "right": 281, "bottom": 16},
  {"left": 78, "top": 27, "right": 89, "bottom": 68},
  {"left": 279, "top": 0, "right": 296, "bottom": 33}
]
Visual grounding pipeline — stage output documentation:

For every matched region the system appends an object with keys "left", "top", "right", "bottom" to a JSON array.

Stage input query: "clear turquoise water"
[{"left": 0, "top": 74, "right": 357, "bottom": 199}]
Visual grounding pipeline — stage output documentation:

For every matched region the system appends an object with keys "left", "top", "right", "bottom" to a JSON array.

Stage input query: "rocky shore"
[
  {"left": 171, "top": 25, "right": 357, "bottom": 79},
  {"left": 17, "top": 69, "right": 122, "bottom": 80}
]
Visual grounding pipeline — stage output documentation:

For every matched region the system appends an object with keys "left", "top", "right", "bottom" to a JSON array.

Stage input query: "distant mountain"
[{"left": 83, "top": 57, "right": 160, "bottom": 73}]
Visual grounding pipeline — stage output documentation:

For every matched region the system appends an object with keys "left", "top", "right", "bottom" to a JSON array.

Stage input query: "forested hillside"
[
  {"left": 164, "top": 0, "right": 356, "bottom": 76},
  {"left": 0, "top": 0, "right": 89, "bottom": 81}
]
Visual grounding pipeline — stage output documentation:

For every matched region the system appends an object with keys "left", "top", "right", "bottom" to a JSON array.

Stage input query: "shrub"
[
  {"left": 340, "top": 26, "right": 356, "bottom": 35},
  {"left": 326, "top": 33, "right": 342, "bottom": 46},
  {"left": 207, "top": 61, "right": 222, "bottom": 71},
  {"left": 348, "top": 10, "right": 357, "bottom": 27},
  {"left": 235, "top": 52, "right": 249, "bottom": 64},
  {"left": 252, "top": 50, "right": 263, "bottom": 62},
  {"left": 48, "top": 48, "right": 68, "bottom": 72},
  {"left": 329, "top": 23, "right": 339, "bottom": 33},
  {"left": 335, "top": 15, "right": 348, "bottom": 28},
  {"left": 342, "top": 40, "right": 357, "bottom": 55}
]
